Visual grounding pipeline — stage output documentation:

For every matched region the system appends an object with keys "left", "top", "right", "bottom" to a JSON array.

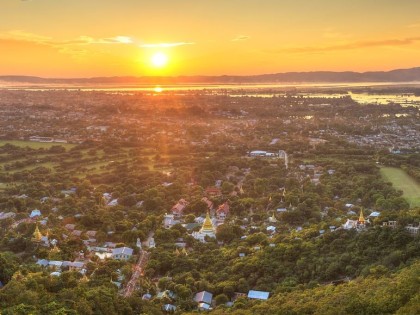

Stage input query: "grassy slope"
[{"left": 380, "top": 167, "right": 420, "bottom": 208}]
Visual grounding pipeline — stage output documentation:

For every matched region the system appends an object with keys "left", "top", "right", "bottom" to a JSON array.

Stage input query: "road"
[
  {"left": 122, "top": 249, "right": 150, "bottom": 297},
  {"left": 121, "top": 231, "right": 154, "bottom": 297}
]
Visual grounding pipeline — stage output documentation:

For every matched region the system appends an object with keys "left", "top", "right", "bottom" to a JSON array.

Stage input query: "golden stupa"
[
  {"left": 32, "top": 224, "right": 43, "bottom": 243},
  {"left": 200, "top": 211, "right": 215, "bottom": 233}
]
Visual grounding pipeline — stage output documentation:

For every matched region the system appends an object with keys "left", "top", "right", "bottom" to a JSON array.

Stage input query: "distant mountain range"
[{"left": 1, "top": 67, "right": 420, "bottom": 85}]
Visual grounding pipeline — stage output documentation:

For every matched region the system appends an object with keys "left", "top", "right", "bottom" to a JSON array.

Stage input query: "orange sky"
[{"left": 1, "top": 0, "right": 420, "bottom": 77}]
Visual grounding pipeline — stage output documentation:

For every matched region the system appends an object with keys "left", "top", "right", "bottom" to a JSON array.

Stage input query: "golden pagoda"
[
  {"left": 200, "top": 211, "right": 215, "bottom": 233},
  {"left": 50, "top": 244, "right": 61, "bottom": 253},
  {"left": 175, "top": 248, "right": 180, "bottom": 256},
  {"left": 32, "top": 224, "right": 43, "bottom": 243},
  {"left": 80, "top": 274, "right": 89, "bottom": 283},
  {"left": 193, "top": 211, "right": 216, "bottom": 242},
  {"left": 182, "top": 247, "right": 188, "bottom": 256},
  {"left": 358, "top": 209, "right": 365, "bottom": 224}
]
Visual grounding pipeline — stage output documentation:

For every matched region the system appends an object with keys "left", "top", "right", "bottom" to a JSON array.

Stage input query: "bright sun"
[{"left": 151, "top": 52, "right": 168, "bottom": 68}]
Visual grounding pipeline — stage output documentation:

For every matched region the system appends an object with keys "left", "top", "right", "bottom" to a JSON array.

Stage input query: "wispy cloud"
[
  {"left": 406, "top": 22, "right": 420, "bottom": 28},
  {"left": 277, "top": 37, "right": 420, "bottom": 53},
  {"left": 232, "top": 35, "right": 250, "bottom": 42},
  {"left": 140, "top": 42, "right": 195, "bottom": 48},
  {"left": 0, "top": 30, "right": 133, "bottom": 46},
  {"left": 75, "top": 36, "right": 133, "bottom": 45}
]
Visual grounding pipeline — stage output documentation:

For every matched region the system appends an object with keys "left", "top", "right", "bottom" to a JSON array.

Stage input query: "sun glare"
[{"left": 151, "top": 52, "right": 168, "bottom": 68}]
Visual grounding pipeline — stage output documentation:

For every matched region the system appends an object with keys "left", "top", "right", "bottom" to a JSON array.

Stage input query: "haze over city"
[{"left": 2, "top": 0, "right": 420, "bottom": 77}]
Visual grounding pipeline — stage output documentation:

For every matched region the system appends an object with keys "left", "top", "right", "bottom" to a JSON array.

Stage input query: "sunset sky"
[{"left": 1, "top": 0, "right": 420, "bottom": 77}]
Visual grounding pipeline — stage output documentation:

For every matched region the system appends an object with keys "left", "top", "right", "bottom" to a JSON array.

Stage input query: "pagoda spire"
[{"left": 358, "top": 208, "right": 365, "bottom": 224}]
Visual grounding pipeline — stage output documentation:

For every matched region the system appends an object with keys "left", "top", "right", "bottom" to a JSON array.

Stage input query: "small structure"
[
  {"left": 163, "top": 304, "right": 177, "bottom": 312},
  {"left": 201, "top": 197, "right": 214, "bottom": 211},
  {"left": 247, "top": 290, "right": 270, "bottom": 300},
  {"left": 149, "top": 237, "right": 156, "bottom": 248},
  {"left": 405, "top": 224, "right": 419, "bottom": 235},
  {"left": 268, "top": 213, "right": 277, "bottom": 223},
  {"left": 163, "top": 213, "right": 178, "bottom": 229},
  {"left": 30, "top": 209, "right": 41, "bottom": 218},
  {"left": 216, "top": 202, "right": 229, "bottom": 220},
  {"left": 382, "top": 221, "right": 397, "bottom": 229},
  {"left": 171, "top": 199, "right": 189, "bottom": 218},
  {"left": 195, "top": 291, "right": 213, "bottom": 310},
  {"left": 205, "top": 187, "right": 222, "bottom": 197},
  {"left": 65, "top": 224, "right": 76, "bottom": 231},
  {"left": 112, "top": 247, "right": 133, "bottom": 260}
]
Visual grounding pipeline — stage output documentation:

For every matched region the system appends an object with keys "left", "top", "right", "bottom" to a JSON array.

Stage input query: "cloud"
[
  {"left": 406, "top": 22, "right": 420, "bottom": 28},
  {"left": 277, "top": 37, "right": 420, "bottom": 54},
  {"left": 79, "top": 36, "right": 134, "bottom": 44},
  {"left": 0, "top": 30, "right": 133, "bottom": 46},
  {"left": 232, "top": 35, "right": 250, "bottom": 41},
  {"left": 140, "top": 42, "right": 195, "bottom": 48}
]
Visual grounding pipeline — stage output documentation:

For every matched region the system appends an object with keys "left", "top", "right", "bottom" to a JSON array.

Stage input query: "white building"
[{"left": 112, "top": 247, "right": 133, "bottom": 260}]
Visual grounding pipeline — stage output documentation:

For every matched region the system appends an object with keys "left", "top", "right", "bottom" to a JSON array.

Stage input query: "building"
[
  {"left": 192, "top": 212, "right": 216, "bottom": 242},
  {"left": 112, "top": 247, "right": 133, "bottom": 260},
  {"left": 163, "top": 213, "right": 179, "bottom": 229},
  {"left": 194, "top": 291, "right": 213, "bottom": 310},
  {"left": 216, "top": 202, "right": 229, "bottom": 220},
  {"left": 30, "top": 209, "right": 41, "bottom": 218},
  {"left": 171, "top": 199, "right": 188, "bottom": 218},
  {"left": 205, "top": 187, "right": 222, "bottom": 197},
  {"left": 405, "top": 224, "right": 419, "bottom": 235},
  {"left": 248, "top": 290, "right": 270, "bottom": 300}
]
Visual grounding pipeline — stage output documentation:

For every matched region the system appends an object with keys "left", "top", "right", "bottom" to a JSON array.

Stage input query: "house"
[
  {"left": 201, "top": 197, "right": 214, "bottom": 211},
  {"left": 343, "top": 219, "right": 358, "bottom": 230},
  {"left": 382, "top": 221, "right": 397, "bottom": 228},
  {"left": 248, "top": 290, "right": 270, "bottom": 300},
  {"left": 157, "top": 290, "right": 176, "bottom": 299},
  {"left": 30, "top": 209, "right": 42, "bottom": 218},
  {"left": 149, "top": 238, "right": 156, "bottom": 248},
  {"left": 107, "top": 199, "right": 119, "bottom": 207},
  {"left": 198, "top": 303, "right": 212, "bottom": 311},
  {"left": 216, "top": 202, "right": 229, "bottom": 220},
  {"left": 0, "top": 212, "right": 16, "bottom": 220},
  {"left": 86, "top": 230, "right": 97, "bottom": 238},
  {"left": 112, "top": 247, "right": 133, "bottom": 260},
  {"left": 163, "top": 304, "right": 177, "bottom": 312},
  {"left": 266, "top": 226, "right": 276, "bottom": 233},
  {"left": 142, "top": 293, "right": 152, "bottom": 300},
  {"left": 163, "top": 213, "right": 179, "bottom": 229},
  {"left": 195, "top": 291, "right": 213, "bottom": 310},
  {"left": 71, "top": 230, "right": 82, "bottom": 237},
  {"left": 205, "top": 187, "right": 222, "bottom": 197},
  {"left": 405, "top": 224, "right": 419, "bottom": 235},
  {"left": 171, "top": 199, "right": 188, "bottom": 218},
  {"left": 65, "top": 224, "right": 76, "bottom": 231}
]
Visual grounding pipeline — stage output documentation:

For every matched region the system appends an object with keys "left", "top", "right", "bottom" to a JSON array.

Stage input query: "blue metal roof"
[{"left": 248, "top": 290, "right": 270, "bottom": 300}]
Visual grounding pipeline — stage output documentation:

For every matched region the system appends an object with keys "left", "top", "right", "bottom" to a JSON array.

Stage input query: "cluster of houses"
[{"left": 160, "top": 289, "right": 270, "bottom": 312}]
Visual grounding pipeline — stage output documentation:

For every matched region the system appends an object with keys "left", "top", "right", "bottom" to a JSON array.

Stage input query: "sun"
[{"left": 151, "top": 52, "right": 168, "bottom": 68}]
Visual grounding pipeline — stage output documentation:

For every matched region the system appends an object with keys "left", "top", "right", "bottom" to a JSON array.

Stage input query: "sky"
[{"left": 1, "top": 0, "right": 420, "bottom": 77}]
